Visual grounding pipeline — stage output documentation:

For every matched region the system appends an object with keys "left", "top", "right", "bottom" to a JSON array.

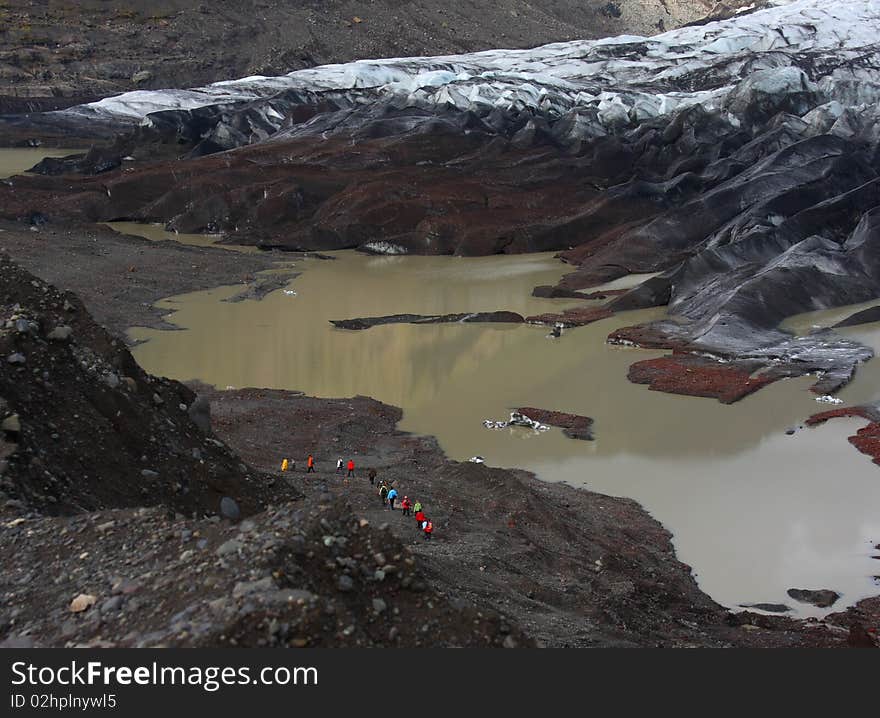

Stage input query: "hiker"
[
  {"left": 368, "top": 468, "right": 377, "bottom": 485},
  {"left": 423, "top": 518, "right": 433, "bottom": 540},
  {"left": 281, "top": 458, "right": 289, "bottom": 472},
  {"left": 347, "top": 458, "right": 355, "bottom": 477},
  {"left": 336, "top": 458, "right": 343, "bottom": 474},
  {"left": 387, "top": 487, "right": 398, "bottom": 510},
  {"left": 413, "top": 500, "right": 422, "bottom": 515},
  {"left": 307, "top": 454, "right": 315, "bottom": 473},
  {"left": 379, "top": 482, "right": 389, "bottom": 507},
  {"left": 401, "top": 495, "right": 411, "bottom": 516},
  {"left": 414, "top": 508, "right": 425, "bottom": 528}
]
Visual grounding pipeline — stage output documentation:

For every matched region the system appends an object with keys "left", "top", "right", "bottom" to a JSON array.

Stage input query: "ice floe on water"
[{"left": 483, "top": 412, "right": 551, "bottom": 433}]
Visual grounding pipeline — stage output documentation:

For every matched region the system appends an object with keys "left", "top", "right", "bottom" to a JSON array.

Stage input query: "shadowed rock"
[
  {"left": 787, "top": 589, "right": 840, "bottom": 609},
  {"left": 330, "top": 311, "right": 524, "bottom": 331}
]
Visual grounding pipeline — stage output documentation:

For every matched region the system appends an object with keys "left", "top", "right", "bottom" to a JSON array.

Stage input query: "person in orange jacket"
[
  {"left": 347, "top": 458, "right": 355, "bottom": 477},
  {"left": 423, "top": 518, "right": 433, "bottom": 540},
  {"left": 307, "top": 454, "right": 315, "bottom": 473}
]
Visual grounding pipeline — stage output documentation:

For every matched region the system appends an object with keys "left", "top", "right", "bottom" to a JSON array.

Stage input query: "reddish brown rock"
[
  {"left": 805, "top": 406, "right": 875, "bottom": 426},
  {"left": 515, "top": 407, "right": 594, "bottom": 440},
  {"left": 526, "top": 306, "right": 614, "bottom": 327},
  {"left": 627, "top": 353, "right": 778, "bottom": 404}
]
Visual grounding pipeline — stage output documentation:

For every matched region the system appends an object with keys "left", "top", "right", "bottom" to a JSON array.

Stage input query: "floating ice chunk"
[
  {"left": 815, "top": 395, "right": 844, "bottom": 404},
  {"left": 468, "top": 456, "right": 485, "bottom": 464}
]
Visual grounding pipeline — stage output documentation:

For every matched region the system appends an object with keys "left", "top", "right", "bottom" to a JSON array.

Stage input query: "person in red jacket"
[
  {"left": 346, "top": 459, "right": 355, "bottom": 477},
  {"left": 423, "top": 518, "right": 433, "bottom": 540},
  {"left": 400, "top": 496, "right": 412, "bottom": 516},
  {"left": 414, "top": 509, "right": 425, "bottom": 528}
]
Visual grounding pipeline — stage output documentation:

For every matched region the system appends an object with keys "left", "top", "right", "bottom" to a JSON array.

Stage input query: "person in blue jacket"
[{"left": 387, "top": 487, "right": 399, "bottom": 510}]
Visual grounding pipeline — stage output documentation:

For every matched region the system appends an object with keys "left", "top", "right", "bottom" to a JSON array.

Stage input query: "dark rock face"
[
  {"left": 329, "top": 311, "right": 524, "bottom": 331},
  {"left": 787, "top": 589, "right": 840, "bottom": 609}
]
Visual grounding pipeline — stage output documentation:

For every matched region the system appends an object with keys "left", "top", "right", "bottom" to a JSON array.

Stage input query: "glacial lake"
[{"left": 126, "top": 245, "right": 880, "bottom": 619}]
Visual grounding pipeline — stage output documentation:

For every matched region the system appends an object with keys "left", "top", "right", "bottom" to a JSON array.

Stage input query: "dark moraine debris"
[
  {"left": 532, "top": 285, "right": 628, "bottom": 300},
  {"left": 526, "top": 306, "right": 614, "bottom": 327},
  {"left": 515, "top": 408, "right": 594, "bottom": 440},
  {"left": 786, "top": 589, "right": 840, "bottom": 609},
  {"left": 834, "top": 305, "right": 880, "bottom": 328},
  {"left": 330, "top": 311, "right": 524, "bottom": 330}
]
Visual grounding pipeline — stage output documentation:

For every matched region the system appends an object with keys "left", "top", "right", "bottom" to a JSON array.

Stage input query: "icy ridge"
[{"left": 61, "top": 0, "right": 880, "bottom": 134}]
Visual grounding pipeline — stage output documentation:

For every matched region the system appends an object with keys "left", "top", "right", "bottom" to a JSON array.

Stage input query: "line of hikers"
[
  {"left": 377, "top": 480, "right": 433, "bottom": 540},
  {"left": 280, "top": 454, "right": 434, "bottom": 539},
  {"left": 280, "top": 455, "right": 356, "bottom": 476}
]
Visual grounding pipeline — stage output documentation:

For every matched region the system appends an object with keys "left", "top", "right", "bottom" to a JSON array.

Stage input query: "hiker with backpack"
[
  {"left": 379, "top": 481, "right": 389, "bottom": 507},
  {"left": 387, "top": 487, "right": 398, "bottom": 510},
  {"left": 401, "top": 496, "right": 412, "bottom": 516},
  {"left": 422, "top": 518, "right": 433, "bottom": 540}
]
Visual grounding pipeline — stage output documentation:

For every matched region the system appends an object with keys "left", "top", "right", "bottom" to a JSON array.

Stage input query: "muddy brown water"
[
  {"left": 125, "top": 247, "right": 880, "bottom": 618},
  {"left": 0, "top": 147, "right": 85, "bottom": 178}
]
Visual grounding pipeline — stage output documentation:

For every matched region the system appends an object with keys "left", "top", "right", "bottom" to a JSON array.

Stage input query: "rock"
[
  {"left": 216, "top": 539, "right": 243, "bottom": 556},
  {"left": 69, "top": 593, "right": 97, "bottom": 612},
  {"left": 100, "top": 596, "right": 123, "bottom": 613},
  {"left": 140, "top": 469, "right": 159, "bottom": 479},
  {"left": 786, "top": 588, "right": 840, "bottom": 608},
  {"left": 187, "top": 396, "right": 212, "bottom": 433},
  {"left": 220, "top": 496, "right": 240, "bottom": 521},
  {"left": 131, "top": 70, "right": 153, "bottom": 84},
  {"left": 47, "top": 325, "right": 73, "bottom": 341},
  {"left": 232, "top": 577, "right": 275, "bottom": 598},
  {"left": 372, "top": 597, "right": 387, "bottom": 614},
  {"left": 738, "top": 603, "right": 791, "bottom": 614},
  {"left": 2, "top": 414, "right": 20, "bottom": 434},
  {"left": 337, "top": 575, "right": 354, "bottom": 592},
  {"left": 7, "top": 353, "right": 25, "bottom": 365}
]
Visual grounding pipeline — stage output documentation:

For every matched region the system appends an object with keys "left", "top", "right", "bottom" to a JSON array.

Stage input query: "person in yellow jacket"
[{"left": 281, "top": 458, "right": 290, "bottom": 472}]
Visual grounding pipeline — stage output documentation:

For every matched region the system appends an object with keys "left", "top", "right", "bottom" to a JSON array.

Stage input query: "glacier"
[{"left": 56, "top": 0, "right": 880, "bottom": 143}]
